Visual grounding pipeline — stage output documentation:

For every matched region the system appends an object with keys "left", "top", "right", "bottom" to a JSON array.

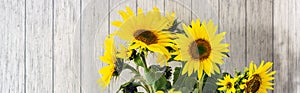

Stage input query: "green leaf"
[
  {"left": 145, "top": 65, "right": 165, "bottom": 84},
  {"left": 193, "top": 89, "right": 199, "bottom": 93},
  {"left": 133, "top": 54, "right": 145, "bottom": 68},
  {"left": 166, "top": 81, "right": 172, "bottom": 90},
  {"left": 164, "top": 66, "right": 172, "bottom": 80},
  {"left": 153, "top": 76, "right": 168, "bottom": 91},
  {"left": 173, "top": 73, "right": 197, "bottom": 93},
  {"left": 145, "top": 65, "right": 174, "bottom": 92},
  {"left": 173, "top": 67, "right": 181, "bottom": 85},
  {"left": 122, "top": 63, "right": 139, "bottom": 75},
  {"left": 202, "top": 73, "right": 223, "bottom": 93},
  {"left": 113, "top": 58, "right": 124, "bottom": 76},
  {"left": 172, "top": 62, "right": 197, "bottom": 93},
  {"left": 163, "top": 19, "right": 181, "bottom": 32}
]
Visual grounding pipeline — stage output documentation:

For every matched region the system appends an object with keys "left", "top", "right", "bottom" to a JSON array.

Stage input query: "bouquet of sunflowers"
[{"left": 98, "top": 6, "right": 276, "bottom": 93}]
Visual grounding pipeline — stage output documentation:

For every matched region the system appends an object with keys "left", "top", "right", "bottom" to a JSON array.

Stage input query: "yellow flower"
[
  {"left": 155, "top": 88, "right": 182, "bottom": 93},
  {"left": 117, "top": 44, "right": 133, "bottom": 59},
  {"left": 98, "top": 36, "right": 117, "bottom": 88},
  {"left": 241, "top": 60, "right": 276, "bottom": 93},
  {"left": 176, "top": 19, "right": 229, "bottom": 79},
  {"left": 216, "top": 74, "right": 237, "bottom": 93},
  {"left": 112, "top": 6, "right": 176, "bottom": 61}
]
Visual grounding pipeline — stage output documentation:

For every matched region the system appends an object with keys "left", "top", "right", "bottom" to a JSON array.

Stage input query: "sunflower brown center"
[
  {"left": 226, "top": 82, "right": 233, "bottom": 89},
  {"left": 189, "top": 39, "right": 211, "bottom": 61},
  {"left": 245, "top": 74, "right": 262, "bottom": 93},
  {"left": 134, "top": 29, "right": 158, "bottom": 45}
]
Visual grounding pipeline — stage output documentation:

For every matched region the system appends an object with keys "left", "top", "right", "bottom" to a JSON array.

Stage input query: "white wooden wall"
[{"left": 1, "top": 0, "right": 300, "bottom": 93}]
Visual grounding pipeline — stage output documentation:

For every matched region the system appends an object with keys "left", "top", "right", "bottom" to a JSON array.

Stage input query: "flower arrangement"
[{"left": 98, "top": 6, "right": 276, "bottom": 93}]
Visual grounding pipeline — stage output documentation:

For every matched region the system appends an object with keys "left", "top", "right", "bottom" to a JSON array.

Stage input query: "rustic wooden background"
[{"left": 1, "top": 0, "right": 299, "bottom": 93}]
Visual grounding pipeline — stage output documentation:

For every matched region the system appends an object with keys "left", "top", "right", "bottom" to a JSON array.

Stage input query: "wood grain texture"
[
  {"left": 219, "top": 0, "right": 246, "bottom": 74},
  {"left": 53, "top": 0, "right": 81, "bottom": 92},
  {"left": 246, "top": 0, "right": 273, "bottom": 64},
  {"left": 0, "top": 0, "right": 25, "bottom": 93},
  {"left": 192, "top": 0, "right": 218, "bottom": 23},
  {"left": 288, "top": 1, "right": 300, "bottom": 92},
  {"left": 273, "top": 0, "right": 289, "bottom": 92},
  {"left": 274, "top": 0, "right": 300, "bottom": 92},
  {"left": 166, "top": 0, "right": 191, "bottom": 24},
  {"left": 25, "top": 0, "right": 53, "bottom": 92},
  {"left": 81, "top": 0, "right": 109, "bottom": 92}
]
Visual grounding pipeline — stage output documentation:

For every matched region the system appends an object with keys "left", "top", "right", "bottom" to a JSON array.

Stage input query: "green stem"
[
  {"left": 126, "top": 63, "right": 153, "bottom": 93},
  {"left": 136, "top": 65, "right": 140, "bottom": 74},
  {"left": 198, "top": 74, "right": 205, "bottom": 93},
  {"left": 140, "top": 53, "right": 149, "bottom": 71},
  {"left": 123, "top": 63, "right": 139, "bottom": 75},
  {"left": 134, "top": 76, "right": 153, "bottom": 93}
]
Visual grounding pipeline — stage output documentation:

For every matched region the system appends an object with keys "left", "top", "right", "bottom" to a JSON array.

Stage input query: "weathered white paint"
[
  {"left": 53, "top": 0, "right": 81, "bottom": 92},
  {"left": 25, "top": 0, "right": 53, "bottom": 92},
  {"left": 219, "top": 0, "right": 246, "bottom": 74},
  {"left": 0, "top": 0, "right": 25, "bottom": 93},
  {"left": 274, "top": 0, "right": 300, "bottom": 93}
]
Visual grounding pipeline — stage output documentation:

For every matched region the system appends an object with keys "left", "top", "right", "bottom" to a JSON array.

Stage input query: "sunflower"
[
  {"left": 176, "top": 19, "right": 229, "bottom": 79},
  {"left": 117, "top": 44, "right": 133, "bottom": 60},
  {"left": 112, "top": 6, "right": 176, "bottom": 60},
  {"left": 98, "top": 36, "right": 117, "bottom": 88},
  {"left": 240, "top": 60, "right": 276, "bottom": 93},
  {"left": 217, "top": 74, "right": 237, "bottom": 93}
]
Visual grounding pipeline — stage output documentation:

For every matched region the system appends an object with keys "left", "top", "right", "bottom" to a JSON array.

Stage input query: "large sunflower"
[
  {"left": 217, "top": 74, "right": 237, "bottom": 93},
  {"left": 112, "top": 6, "right": 176, "bottom": 59},
  {"left": 98, "top": 36, "right": 117, "bottom": 88},
  {"left": 240, "top": 60, "right": 276, "bottom": 93},
  {"left": 176, "top": 19, "right": 229, "bottom": 78}
]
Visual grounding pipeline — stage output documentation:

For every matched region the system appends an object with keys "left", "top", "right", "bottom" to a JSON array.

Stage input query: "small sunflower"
[
  {"left": 117, "top": 44, "right": 134, "bottom": 60},
  {"left": 240, "top": 60, "right": 276, "bottom": 93},
  {"left": 176, "top": 19, "right": 229, "bottom": 79},
  {"left": 112, "top": 6, "right": 176, "bottom": 60},
  {"left": 98, "top": 36, "right": 117, "bottom": 88},
  {"left": 217, "top": 74, "right": 237, "bottom": 93}
]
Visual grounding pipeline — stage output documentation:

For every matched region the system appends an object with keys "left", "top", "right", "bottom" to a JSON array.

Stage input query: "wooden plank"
[
  {"left": 53, "top": 0, "right": 81, "bottom": 92},
  {"left": 246, "top": 0, "right": 273, "bottom": 64},
  {"left": 295, "top": 1, "right": 300, "bottom": 92},
  {"left": 286, "top": 0, "right": 300, "bottom": 92},
  {"left": 25, "top": 0, "right": 53, "bottom": 92},
  {"left": 274, "top": 1, "right": 300, "bottom": 92},
  {"left": 166, "top": 0, "right": 191, "bottom": 24},
  {"left": 192, "top": 0, "right": 218, "bottom": 23},
  {"left": 291, "top": 1, "right": 300, "bottom": 92},
  {"left": 273, "top": 0, "right": 289, "bottom": 92},
  {"left": 0, "top": 0, "right": 25, "bottom": 93},
  {"left": 109, "top": 0, "right": 136, "bottom": 92},
  {"left": 81, "top": 0, "right": 109, "bottom": 92},
  {"left": 138, "top": 0, "right": 164, "bottom": 13},
  {"left": 219, "top": 0, "right": 246, "bottom": 74}
]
